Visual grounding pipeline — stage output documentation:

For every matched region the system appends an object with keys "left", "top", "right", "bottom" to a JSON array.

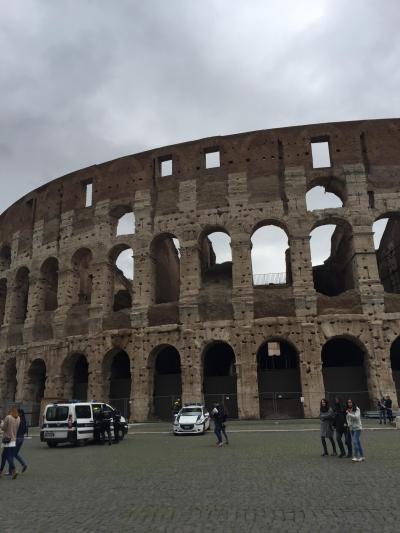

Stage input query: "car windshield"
[
  {"left": 180, "top": 408, "right": 202, "bottom": 416},
  {"left": 46, "top": 406, "right": 69, "bottom": 421}
]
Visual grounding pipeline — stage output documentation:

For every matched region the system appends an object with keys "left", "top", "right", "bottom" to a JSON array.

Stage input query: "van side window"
[
  {"left": 46, "top": 406, "right": 69, "bottom": 421},
  {"left": 75, "top": 405, "right": 91, "bottom": 418}
]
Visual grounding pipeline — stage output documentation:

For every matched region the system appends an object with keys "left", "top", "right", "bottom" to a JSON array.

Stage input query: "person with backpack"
[{"left": 211, "top": 402, "right": 228, "bottom": 447}]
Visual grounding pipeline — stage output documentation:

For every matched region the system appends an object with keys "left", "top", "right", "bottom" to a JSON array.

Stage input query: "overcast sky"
[{"left": 1, "top": 0, "right": 399, "bottom": 277}]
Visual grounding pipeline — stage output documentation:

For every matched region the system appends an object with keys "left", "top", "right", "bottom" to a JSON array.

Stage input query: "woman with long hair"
[
  {"left": 346, "top": 398, "right": 364, "bottom": 462},
  {"left": 319, "top": 398, "right": 337, "bottom": 456},
  {"left": 0, "top": 406, "right": 20, "bottom": 479}
]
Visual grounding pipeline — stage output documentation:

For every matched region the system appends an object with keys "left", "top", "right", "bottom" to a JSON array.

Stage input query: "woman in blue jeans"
[
  {"left": 9, "top": 408, "right": 27, "bottom": 474},
  {"left": 346, "top": 399, "right": 364, "bottom": 462}
]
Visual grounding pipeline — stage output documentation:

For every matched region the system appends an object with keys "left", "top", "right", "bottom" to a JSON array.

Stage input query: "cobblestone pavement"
[{"left": 1, "top": 420, "right": 399, "bottom": 532}]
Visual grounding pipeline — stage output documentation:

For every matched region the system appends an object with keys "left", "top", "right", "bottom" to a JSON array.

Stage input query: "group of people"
[
  {"left": 377, "top": 395, "right": 394, "bottom": 424},
  {"left": 93, "top": 407, "right": 122, "bottom": 445},
  {"left": 319, "top": 398, "right": 364, "bottom": 462},
  {"left": 0, "top": 407, "right": 28, "bottom": 480}
]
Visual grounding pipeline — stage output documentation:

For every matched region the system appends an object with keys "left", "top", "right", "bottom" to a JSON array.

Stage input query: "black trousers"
[
  {"left": 336, "top": 429, "right": 352, "bottom": 456},
  {"left": 321, "top": 436, "right": 336, "bottom": 454}
]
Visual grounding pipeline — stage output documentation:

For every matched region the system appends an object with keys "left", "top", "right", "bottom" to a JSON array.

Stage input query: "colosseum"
[{"left": 1, "top": 118, "right": 400, "bottom": 423}]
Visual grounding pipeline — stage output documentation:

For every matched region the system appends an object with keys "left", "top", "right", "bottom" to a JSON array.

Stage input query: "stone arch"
[
  {"left": 14, "top": 266, "right": 30, "bottom": 324},
  {"left": 373, "top": 212, "right": 400, "bottom": 295},
  {"left": 109, "top": 244, "right": 133, "bottom": 312},
  {"left": 40, "top": 257, "right": 59, "bottom": 311},
  {"left": 150, "top": 233, "right": 180, "bottom": 304},
  {"left": 0, "top": 278, "right": 7, "bottom": 326},
  {"left": 256, "top": 338, "right": 303, "bottom": 418},
  {"left": 110, "top": 204, "right": 136, "bottom": 236},
  {"left": 61, "top": 352, "right": 89, "bottom": 401},
  {"left": 71, "top": 248, "right": 93, "bottom": 304},
  {"left": 0, "top": 244, "right": 11, "bottom": 271},
  {"left": 202, "top": 341, "right": 238, "bottom": 418},
  {"left": 198, "top": 226, "right": 232, "bottom": 284},
  {"left": 102, "top": 348, "right": 131, "bottom": 417},
  {"left": 25, "top": 358, "right": 46, "bottom": 404},
  {"left": 150, "top": 344, "right": 182, "bottom": 420},
  {"left": 321, "top": 336, "right": 370, "bottom": 410},
  {"left": 306, "top": 176, "right": 345, "bottom": 211},
  {"left": 251, "top": 220, "right": 291, "bottom": 286},
  {"left": 390, "top": 337, "right": 400, "bottom": 405},
  {"left": 310, "top": 218, "right": 356, "bottom": 296}
]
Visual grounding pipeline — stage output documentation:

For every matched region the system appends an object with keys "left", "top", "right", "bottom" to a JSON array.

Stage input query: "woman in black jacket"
[{"left": 333, "top": 397, "right": 352, "bottom": 458}]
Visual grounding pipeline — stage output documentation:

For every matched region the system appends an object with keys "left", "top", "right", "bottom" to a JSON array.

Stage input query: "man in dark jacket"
[
  {"left": 211, "top": 403, "right": 228, "bottom": 446},
  {"left": 333, "top": 397, "right": 352, "bottom": 458},
  {"left": 113, "top": 409, "right": 121, "bottom": 443},
  {"left": 384, "top": 395, "right": 393, "bottom": 423},
  {"left": 99, "top": 408, "right": 112, "bottom": 445}
]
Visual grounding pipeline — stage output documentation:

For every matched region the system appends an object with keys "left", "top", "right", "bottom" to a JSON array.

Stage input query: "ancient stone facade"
[{"left": 1, "top": 118, "right": 400, "bottom": 421}]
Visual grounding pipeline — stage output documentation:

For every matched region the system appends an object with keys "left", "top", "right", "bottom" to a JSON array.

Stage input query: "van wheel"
[{"left": 47, "top": 442, "right": 58, "bottom": 448}]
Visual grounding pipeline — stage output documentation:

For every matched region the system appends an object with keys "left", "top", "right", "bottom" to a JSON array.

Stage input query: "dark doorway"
[
  {"left": 257, "top": 340, "right": 303, "bottom": 418},
  {"left": 27, "top": 359, "right": 46, "bottom": 425},
  {"left": 153, "top": 346, "right": 182, "bottom": 420},
  {"left": 109, "top": 350, "right": 131, "bottom": 418},
  {"left": 203, "top": 342, "right": 238, "bottom": 418},
  {"left": 322, "top": 338, "right": 370, "bottom": 410},
  {"left": 72, "top": 355, "right": 88, "bottom": 401},
  {"left": 4, "top": 357, "right": 17, "bottom": 402},
  {"left": 390, "top": 337, "right": 400, "bottom": 405}
]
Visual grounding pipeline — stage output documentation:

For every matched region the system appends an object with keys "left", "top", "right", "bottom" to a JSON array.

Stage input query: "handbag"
[{"left": 2, "top": 436, "right": 11, "bottom": 444}]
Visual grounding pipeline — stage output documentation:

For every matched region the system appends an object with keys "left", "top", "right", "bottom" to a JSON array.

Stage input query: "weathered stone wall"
[{"left": 1, "top": 118, "right": 400, "bottom": 420}]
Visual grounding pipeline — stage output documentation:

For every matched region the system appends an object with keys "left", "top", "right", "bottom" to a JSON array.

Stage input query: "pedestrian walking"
[
  {"left": 211, "top": 403, "right": 228, "bottom": 446},
  {"left": 333, "top": 397, "right": 351, "bottom": 458},
  {"left": 113, "top": 409, "right": 121, "bottom": 444},
  {"left": 319, "top": 398, "right": 337, "bottom": 457},
  {"left": 9, "top": 408, "right": 27, "bottom": 474},
  {"left": 346, "top": 398, "right": 364, "bottom": 462},
  {"left": 384, "top": 395, "right": 393, "bottom": 423},
  {"left": 378, "top": 397, "right": 386, "bottom": 425},
  {"left": 0, "top": 406, "right": 20, "bottom": 479},
  {"left": 100, "top": 408, "right": 112, "bottom": 445}
]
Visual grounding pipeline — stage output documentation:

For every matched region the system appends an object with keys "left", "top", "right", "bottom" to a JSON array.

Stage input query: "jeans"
[
  {"left": 336, "top": 429, "right": 352, "bottom": 456},
  {"left": 221, "top": 424, "right": 229, "bottom": 443},
  {"left": 0, "top": 446, "right": 16, "bottom": 473},
  {"left": 8, "top": 439, "right": 26, "bottom": 473},
  {"left": 351, "top": 429, "right": 364, "bottom": 458},
  {"left": 214, "top": 424, "right": 222, "bottom": 443},
  {"left": 379, "top": 410, "right": 386, "bottom": 424}
]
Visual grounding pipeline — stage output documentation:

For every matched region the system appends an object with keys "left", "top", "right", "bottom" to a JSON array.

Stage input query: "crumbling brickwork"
[{"left": 1, "top": 118, "right": 400, "bottom": 421}]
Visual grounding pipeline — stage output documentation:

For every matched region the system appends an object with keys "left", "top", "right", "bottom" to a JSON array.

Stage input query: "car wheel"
[{"left": 47, "top": 441, "right": 58, "bottom": 448}]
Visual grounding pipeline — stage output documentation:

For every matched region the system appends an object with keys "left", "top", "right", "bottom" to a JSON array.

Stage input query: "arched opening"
[
  {"left": 26, "top": 358, "right": 46, "bottom": 426},
  {"left": 72, "top": 248, "right": 93, "bottom": 305},
  {"left": 321, "top": 338, "right": 370, "bottom": 410},
  {"left": 103, "top": 350, "right": 131, "bottom": 418},
  {"left": 306, "top": 184, "right": 343, "bottom": 211},
  {"left": 153, "top": 345, "right": 182, "bottom": 420},
  {"left": 390, "top": 337, "right": 400, "bottom": 405},
  {"left": 151, "top": 234, "right": 180, "bottom": 304},
  {"left": 0, "top": 245, "right": 11, "bottom": 271},
  {"left": 4, "top": 357, "right": 17, "bottom": 402},
  {"left": 203, "top": 342, "right": 238, "bottom": 418},
  {"left": 109, "top": 245, "right": 133, "bottom": 312},
  {"left": 110, "top": 205, "right": 135, "bottom": 236},
  {"left": 200, "top": 230, "right": 232, "bottom": 284},
  {"left": 40, "top": 257, "right": 59, "bottom": 311},
  {"left": 0, "top": 278, "right": 7, "bottom": 326},
  {"left": 251, "top": 224, "right": 290, "bottom": 286},
  {"left": 14, "top": 267, "right": 30, "bottom": 324},
  {"left": 310, "top": 220, "right": 356, "bottom": 296},
  {"left": 62, "top": 353, "right": 88, "bottom": 401},
  {"left": 374, "top": 216, "right": 400, "bottom": 294},
  {"left": 256, "top": 340, "right": 303, "bottom": 418}
]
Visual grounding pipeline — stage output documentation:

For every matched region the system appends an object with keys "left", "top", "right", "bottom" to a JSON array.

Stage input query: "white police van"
[{"left": 40, "top": 401, "right": 128, "bottom": 447}]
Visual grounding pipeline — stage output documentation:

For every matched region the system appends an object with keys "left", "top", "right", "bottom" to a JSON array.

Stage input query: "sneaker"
[
  {"left": 12, "top": 471, "right": 18, "bottom": 480},
  {"left": 359, "top": 457, "right": 365, "bottom": 462},
  {"left": 21, "top": 465, "right": 27, "bottom": 473},
  {"left": 321, "top": 452, "right": 328, "bottom": 457},
  {"left": 218, "top": 442, "right": 224, "bottom": 447},
  {"left": 352, "top": 457, "right": 362, "bottom": 462}
]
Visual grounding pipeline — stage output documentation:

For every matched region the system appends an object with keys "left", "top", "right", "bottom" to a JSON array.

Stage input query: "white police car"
[
  {"left": 40, "top": 401, "right": 128, "bottom": 447},
  {"left": 173, "top": 404, "right": 210, "bottom": 435}
]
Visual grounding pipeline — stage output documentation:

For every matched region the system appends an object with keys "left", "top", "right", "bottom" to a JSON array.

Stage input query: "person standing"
[
  {"left": 319, "top": 398, "right": 337, "bottom": 456},
  {"left": 333, "top": 397, "right": 349, "bottom": 458},
  {"left": 211, "top": 403, "right": 228, "bottom": 447},
  {"left": 346, "top": 398, "right": 364, "bottom": 462},
  {"left": 0, "top": 406, "right": 20, "bottom": 479},
  {"left": 384, "top": 395, "right": 393, "bottom": 424},
  {"left": 100, "top": 408, "right": 112, "bottom": 446},
  {"left": 10, "top": 408, "right": 27, "bottom": 474},
  {"left": 378, "top": 397, "right": 386, "bottom": 425},
  {"left": 113, "top": 409, "right": 121, "bottom": 444}
]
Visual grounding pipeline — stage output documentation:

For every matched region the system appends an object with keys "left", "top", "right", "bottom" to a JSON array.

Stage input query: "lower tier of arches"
[{"left": 1, "top": 317, "right": 400, "bottom": 422}]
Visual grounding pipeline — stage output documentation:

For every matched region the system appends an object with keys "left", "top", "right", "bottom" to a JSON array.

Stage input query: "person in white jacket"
[{"left": 346, "top": 399, "right": 364, "bottom": 462}]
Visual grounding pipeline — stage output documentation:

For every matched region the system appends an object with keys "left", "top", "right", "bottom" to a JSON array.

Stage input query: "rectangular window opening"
[
  {"left": 160, "top": 157, "right": 173, "bottom": 177},
  {"left": 311, "top": 140, "right": 331, "bottom": 168},
  {"left": 205, "top": 149, "right": 220, "bottom": 169},
  {"left": 85, "top": 182, "right": 93, "bottom": 207}
]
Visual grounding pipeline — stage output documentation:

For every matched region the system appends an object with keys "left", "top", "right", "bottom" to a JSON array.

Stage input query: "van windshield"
[{"left": 46, "top": 406, "right": 69, "bottom": 421}]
